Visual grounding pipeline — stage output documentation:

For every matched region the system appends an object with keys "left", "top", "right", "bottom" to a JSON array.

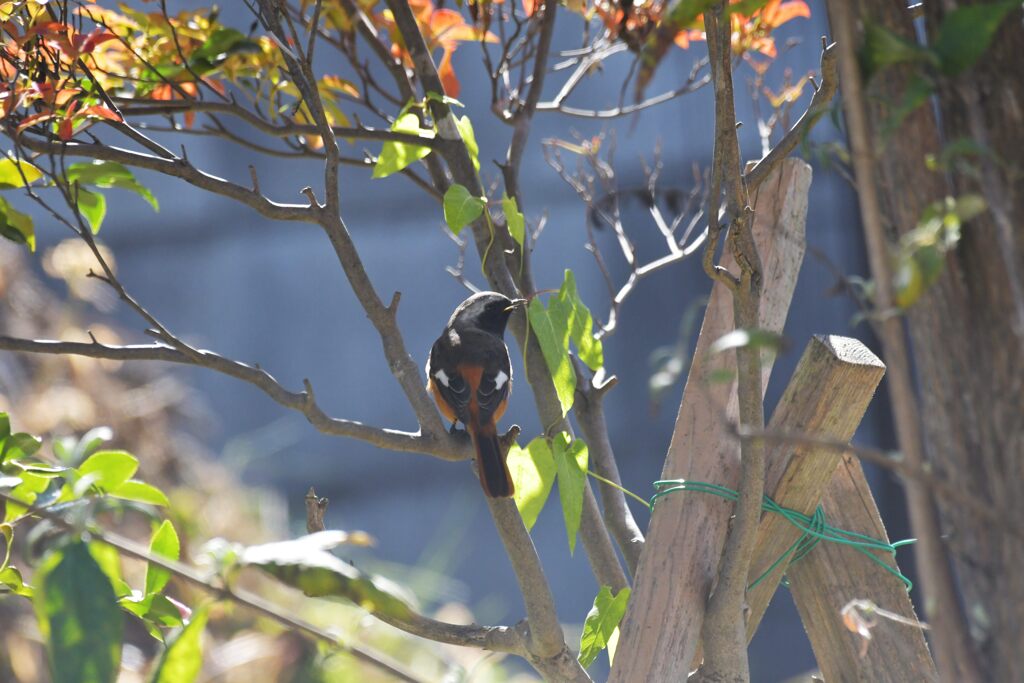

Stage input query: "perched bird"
[{"left": 427, "top": 292, "right": 526, "bottom": 497}]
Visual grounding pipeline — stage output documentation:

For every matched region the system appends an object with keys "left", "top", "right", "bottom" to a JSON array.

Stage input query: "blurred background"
[{"left": 0, "top": 1, "right": 916, "bottom": 680}]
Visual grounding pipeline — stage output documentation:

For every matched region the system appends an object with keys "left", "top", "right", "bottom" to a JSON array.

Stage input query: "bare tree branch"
[
  {"left": 694, "top": 5, "right": 766, "bottom": 681},
  {"left": 0, "top": 335, "right": 472, "bottom": 460},
  {"left": 744, "top": 39, "right": 839, "bottom": 192},
  {"left": 573, "top": 360, "right": 644, "bottom": 576}
]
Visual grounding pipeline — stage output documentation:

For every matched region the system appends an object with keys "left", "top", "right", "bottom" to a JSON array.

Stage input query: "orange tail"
[{"left": 469, "top": 422, "right": 514, "bottom": 498}]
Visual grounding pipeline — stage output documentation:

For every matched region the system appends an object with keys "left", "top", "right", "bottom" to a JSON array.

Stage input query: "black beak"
[{"left": 505, "top": 298, "right": 528, "bottom": 312}]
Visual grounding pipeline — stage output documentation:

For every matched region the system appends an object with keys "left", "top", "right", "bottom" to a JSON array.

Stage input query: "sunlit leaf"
[
  {"left": 443, "top": 183, "right": 485, "bottom": 235},
  {"left": 0, "top": 566, "right": 31, "bottom": 597},
  {"left": 553, "top": 433, "right": 587, "bottom": 554},
  {"left": 110, "top": 480, "right": 169, "bottom": 507},
  {"left": 240, "top": 533, "right": 414, "bottom": 619},
  {"left": 527, "top": 298, "right": 576, "bottom": 416},
  {"left": 76, "top": 188, "right": 106, "bottom": 234},
  {"left": 0, "top": 157, "right": 43, "bottom": 189},
  {"left": 33, "top": 542, "right": 122, "bottom": 683},
  {"left": 1, "top": 429, "right": 42, "bottom": 461},
  {"left": 578, "top": 586, "right": 631, "bottom": 668},
  {"left": 0, "top": 196, "right": 36, "bottom": 251},
  {"left": 372, "top": 112, "right": 435, "bottom": 178},
  {"left": 66, "top": 161, "right": 158, "bottom": 211},
  {"left": 558, "top": 269, "right": 604, "bottom": 371},
  {"left": 508, "top": 438, "right": 556, "bottom": 530},
  {"left": 502, "top": 194, "right": 525, "bottom": 248},
  {"left": 151, "top": 606, "right": 208, "bottom": 683},
  {"left": 455, "top": 114, "right": 480, "bottom": 173},
  {"left": 77, "top": 450, "right": 139, "bottom": 492},
  {"left": 145, "top": 520, "right": 180, "bottom": 597}
]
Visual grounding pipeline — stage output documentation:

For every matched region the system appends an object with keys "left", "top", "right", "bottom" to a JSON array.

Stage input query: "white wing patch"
[
  {"left": 434, "top": 369, "right": 451, "bottom": 387},
  {"left": 493, "top": 370, "right": 509, "bottom": 391}
]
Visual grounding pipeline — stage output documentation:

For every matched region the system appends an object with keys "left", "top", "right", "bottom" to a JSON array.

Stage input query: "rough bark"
[{"left": 838, "top": 3, "right": 1024, "bottom": 681}]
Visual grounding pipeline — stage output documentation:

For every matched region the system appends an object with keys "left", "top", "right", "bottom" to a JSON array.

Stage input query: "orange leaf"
[
  {"left": 761, "top": 0, "right": 810, "bottom": 26},
  {"left": 437, "top": 47, "right": 460, "bottom": 98},
  {"left": 81, "top": 105, "right": 123, "bottom": 123},
  {"left": 522, "top": 0, "right": 538, "bottom": 16}
]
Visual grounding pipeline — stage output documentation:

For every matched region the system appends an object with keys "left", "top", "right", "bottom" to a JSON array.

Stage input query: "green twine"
[{"left": 650, "top": 479, "right": 916, "bottom": 592}]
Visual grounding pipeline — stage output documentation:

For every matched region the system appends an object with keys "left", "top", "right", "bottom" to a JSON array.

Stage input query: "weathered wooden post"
[{"left": 610, "top": 158, "right": 810, "bottom": 683}]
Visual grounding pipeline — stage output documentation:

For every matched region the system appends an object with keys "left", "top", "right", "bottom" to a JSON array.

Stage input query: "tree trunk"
[{"left": 837, "top": 3, "right": 1024, "bottom": 680}]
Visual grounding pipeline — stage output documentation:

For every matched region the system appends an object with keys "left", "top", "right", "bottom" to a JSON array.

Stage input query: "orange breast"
[{"left": 428, "top": 378, "right": 458, "bottom": 422}]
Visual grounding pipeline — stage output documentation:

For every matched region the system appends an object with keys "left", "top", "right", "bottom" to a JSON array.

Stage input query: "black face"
[{"left": 449, "top": 291, "right": 524, "bottom": 336}]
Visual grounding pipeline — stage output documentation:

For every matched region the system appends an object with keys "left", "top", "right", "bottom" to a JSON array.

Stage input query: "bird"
[{"left": 427, "top": 291, "right": 526, "bottom": 497}]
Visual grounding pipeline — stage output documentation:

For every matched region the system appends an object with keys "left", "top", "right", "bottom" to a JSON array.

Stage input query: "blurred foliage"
[{"left": 0, "top": 242, "right": 531, "bottom": 682}]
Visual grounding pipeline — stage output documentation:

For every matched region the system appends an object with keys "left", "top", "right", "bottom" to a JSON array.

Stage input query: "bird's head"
[{"left": 448, "top": 291, "right": 527, "bottom": 337}]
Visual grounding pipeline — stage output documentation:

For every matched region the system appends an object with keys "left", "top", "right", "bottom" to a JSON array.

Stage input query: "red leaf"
[
  {"left": 79, "top": 30, "right": 117, "bottom": 54},
  {"left": 17, "top": 112, "right": 56, "bottom": 131},
  {"left": 81, "top": 105, "right": 123, "bottom": 123},
  {"left": 58, "top": 116, "right": 74, "bottom": 141}
]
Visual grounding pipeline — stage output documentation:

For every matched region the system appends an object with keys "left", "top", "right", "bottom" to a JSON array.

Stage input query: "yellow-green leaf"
[
  {"left": 508, "top": 438, "right": 556, "bottom": 530},
  {"left": 0, "top": 157, "right": 42, "bottom": 189},
  {"left": 145, "top": 520, "right": 180, "bottom": 597},
  {"left": 372, "top": 113, "right": 434, "bottom": 179},
  {"left": 151, "top": 607, "right": 208, "bottom": 683},
  {"left": 579, "top": 586, "right": 631, "bottom": 668},
  {"left": 77, "top": 450, "right": 138, "bottom": 492},
  {"left": 527, "top": 298, "right": 575, "bottom": 416},
  {"left": 0, "top": 196, "right": 35, "bottom": 251},
  {"left": 553, "top": 433, "right": 587, "bottom": 554},
  {"left": 502, "top": 193, "right": 525, "bottom": 248},
  {"left": 443, "top": 183, "right": 485, "bottom": 235}
]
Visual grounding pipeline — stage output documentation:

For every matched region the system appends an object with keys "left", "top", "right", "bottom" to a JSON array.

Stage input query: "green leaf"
[
  {"left": 372, "top": 112, "right": 435, "bottom": 179},
  {"left": 77, "top": 450, "right": 139, "bottom": 492},
  {"left": 88, "top": 542, "right": 126, "bottom": 596},
  {"left": 508, "top": 438, "right": 556, "bottom": 531},
  {"left": 1, "top": 565, "right": 31, "bottom": 597},
  {"left": 0, "top": 196, "right": 36, "bottom": 251},
  {"left": 145, "top": 520, "right": 180, "bottom": 597},
  {"left": 0, "top": 414, "right": 9, "bottom": 441},
  {"left": 191, "top": 27, "right": 261, "bottom": 65},
  {"left": 1, "top": 522, "right": 11, "bottom": 571},
  {"left": 502, "top": 193, "right": 525, "bottom": 248},
  {"left": 33, "top": 542, "right": 123, "bottom": 683},
  {"left": 558, "top": 269, "right": 604, "bottom": 371},
  {"left": 1, "top": 430, "right": 42, "bottom": 461},
  {"left": 709, "top": 328, "right": 786, "bottom": 355},
  {"left": 443, "top": 183, "right": 485, "bottom": 235},
  {"left": 110, "top": 480, "right": 170, "bottom": 507},
  {"left": 0, "top": 157, "right": 43, "bottom": 189},
  {"left": 726, "top": 0, "right": 771, "bottom": 14},
  {"left": 76, "top": 188, "right": 107, "bottom": 234},
  {"left": 553, "top": 433, "right": 588, "bottom": 554},
  {"left": 240, "top": 532, "right": 413, "bottom": 620},
  {"left": 527, "top": 298, "right": 576, "bottom": 416},
  {"left": 455, "top": 114, "right": 480, "bottom": 173},
  {"left": 150, "top": 606, "right": 208, "bottom": 683},
  {"left": 66, "top": 161, "right": 158, "bottom": 211},
  {"left": 859, "top": 22, "right": 938, "bottom": 80},
  {"left": 578, "top": 586, "right": 631, "bottom": 668},
  {"left": 934, "top": 1, "right": 1018, "bottom": 75}
]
